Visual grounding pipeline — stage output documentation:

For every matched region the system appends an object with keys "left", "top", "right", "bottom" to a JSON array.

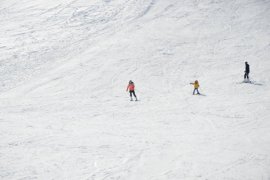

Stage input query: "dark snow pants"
[
  {"left": 193, "top": 88, "right": 200, "bottom": 95},
  {"left": 129, "top": 90, "right": 137, "bottom": 98},
  {"left": 244, "top": 72, "right": 249, "bottom": 79}
]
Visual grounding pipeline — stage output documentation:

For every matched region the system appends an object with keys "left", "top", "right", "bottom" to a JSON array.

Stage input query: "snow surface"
[{"left": 1, "top": 0, "right": 270, "bottom": 179}]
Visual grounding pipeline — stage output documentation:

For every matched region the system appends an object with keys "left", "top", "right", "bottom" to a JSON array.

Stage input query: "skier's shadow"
[
  {"left": 199, "top": 94, "right": 207, "bottom": 96},
  {"left": 238, "top": 81, "right": 264, "bottom": 86},
  {"left": 194, "top": 94, "right": 206, "bottom": 96},
  {"left": 252, "top": 82, "right": 263, "bottom": 86},
  {"left": 246, "top": 81, "right": 263, "bottom": 86}
]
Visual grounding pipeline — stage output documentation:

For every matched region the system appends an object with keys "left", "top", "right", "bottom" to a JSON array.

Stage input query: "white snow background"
[{"left": 0, "top": 0, "right": 270, "bottom": 179}]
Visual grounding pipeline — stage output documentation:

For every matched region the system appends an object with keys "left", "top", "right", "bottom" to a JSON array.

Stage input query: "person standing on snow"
[
  {"left": 244, "top": 61, "right": 250, "bottom": 81},
  {"left": 190, "top": 80, "right": 200, "bottom": 95},
  {"left": 126, "top": 80, "right": 138, "bottom": 101}
]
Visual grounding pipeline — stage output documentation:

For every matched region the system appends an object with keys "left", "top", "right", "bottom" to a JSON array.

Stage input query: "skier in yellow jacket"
[{"left": 190, "top": 80, "right": 200, "bottom": 95}]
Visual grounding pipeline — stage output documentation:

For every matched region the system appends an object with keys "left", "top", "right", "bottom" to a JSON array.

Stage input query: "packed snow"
[{"left": 0, "top": 0, "right": 270, "bottom": 179}]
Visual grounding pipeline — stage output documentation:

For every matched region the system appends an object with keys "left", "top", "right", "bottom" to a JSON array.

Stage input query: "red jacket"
[{"left": 127, "top": 83, "right": 135, "bottom": 91}]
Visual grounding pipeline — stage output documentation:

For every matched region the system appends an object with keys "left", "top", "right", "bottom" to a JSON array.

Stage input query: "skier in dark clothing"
[
  {"left": 126, "top": 80, "right": 138, "bottom": 101},
  {"left": 244, "top": 62, "right": 250, "bottom": 81}
]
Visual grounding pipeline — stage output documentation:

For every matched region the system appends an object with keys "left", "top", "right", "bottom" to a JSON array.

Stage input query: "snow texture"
[{"left": 0, "top": 0, "right": 270, "bottom": 179}]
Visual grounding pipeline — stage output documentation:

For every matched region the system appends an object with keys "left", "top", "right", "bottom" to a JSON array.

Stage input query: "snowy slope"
[{"left": 1, "top": 0, "right": 270, "bottom": 179}]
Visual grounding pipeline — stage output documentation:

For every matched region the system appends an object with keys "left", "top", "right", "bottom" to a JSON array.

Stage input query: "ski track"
[{"left": 1, "top": 0, "right": 270, "bottom": 180}]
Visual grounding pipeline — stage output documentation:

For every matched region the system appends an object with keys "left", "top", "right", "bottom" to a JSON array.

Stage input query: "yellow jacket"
[{"left": 192, "top": 81, "right": 199, "bottom": 89}]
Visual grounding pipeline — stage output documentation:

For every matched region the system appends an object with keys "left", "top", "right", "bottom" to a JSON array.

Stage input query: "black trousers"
[
  {"left": 193, "top": 88, "right": 200, "bottom": 95},
  {"left": 244, "top": 72, "right": 249, "bottom": 79},
  {"left": 129, "top": 90, "right": 137, "bottom": 98}
]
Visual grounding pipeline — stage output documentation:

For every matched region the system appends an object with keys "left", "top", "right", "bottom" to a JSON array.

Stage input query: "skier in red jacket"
[{"left": 126, "top": 80, "right": 138, "bottom": 101}]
